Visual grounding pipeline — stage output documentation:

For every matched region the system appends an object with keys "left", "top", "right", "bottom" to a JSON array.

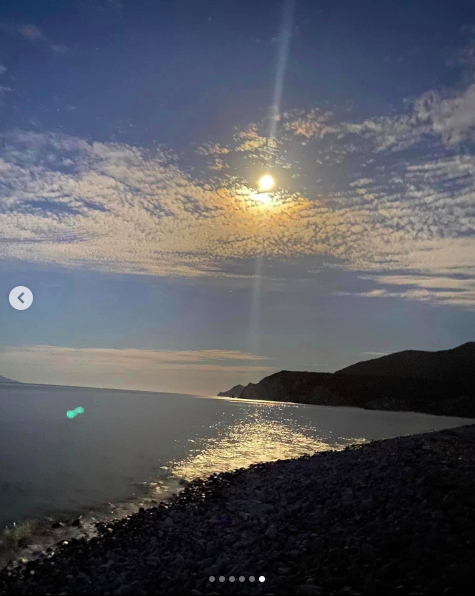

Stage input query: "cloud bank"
[
  {"left": 0, "top": 345, "right": 275, "bottom": 392},
  {"left": 0, "top": 74, "right": 474, "bottom": 308}
]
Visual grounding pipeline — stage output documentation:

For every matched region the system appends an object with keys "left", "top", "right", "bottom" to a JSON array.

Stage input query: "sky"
[{"left": 0, "top": 0, "right": 474, "bottom": 395}]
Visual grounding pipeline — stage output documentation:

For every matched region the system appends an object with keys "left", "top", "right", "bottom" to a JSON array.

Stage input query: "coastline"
[
  {"left": 0, "top": 476, "right": 185, "bottom": 571},
  {"left": 225, "top": 344, "right": 475, "bottom": 418},
  {"left": 233, "top": 371, "right": 475, "bottom": 418},
  {"left": 1, "top": 424, "right": 475, "bottom": 595},
  {"left": 3, "top": 383, "right": 469, "bottom": 573}
]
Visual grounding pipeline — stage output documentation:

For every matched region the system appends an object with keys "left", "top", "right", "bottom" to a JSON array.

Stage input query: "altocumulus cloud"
[
  {"left": 0, "top": 131, "right": 317, "bottom": 277},
  {"left": 0, "top": 70, "right": 475, "bottom": 308}
]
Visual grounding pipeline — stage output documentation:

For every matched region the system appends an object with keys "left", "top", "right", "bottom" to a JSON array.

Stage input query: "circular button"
[{"left": 9, "top": 286, "right": 33, "bottom": 311}]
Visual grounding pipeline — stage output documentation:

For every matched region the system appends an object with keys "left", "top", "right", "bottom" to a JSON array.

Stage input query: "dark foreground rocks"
[{"left": 2, "top": 425, "right": 475, "bottom": 595}]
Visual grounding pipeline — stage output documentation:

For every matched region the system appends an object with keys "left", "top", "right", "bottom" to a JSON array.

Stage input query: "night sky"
[{"left": 0, "top": 0, "right": 474, "bottom": 394}]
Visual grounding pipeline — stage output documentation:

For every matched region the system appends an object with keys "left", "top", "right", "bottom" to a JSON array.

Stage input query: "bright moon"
[{"left": 258, "top": 174, "right": 275, "bottom": 192}]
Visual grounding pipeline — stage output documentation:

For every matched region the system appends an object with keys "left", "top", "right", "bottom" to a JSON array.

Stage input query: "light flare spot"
[{"left": 258, "top": 174, "right": 275, "bottom": 191}]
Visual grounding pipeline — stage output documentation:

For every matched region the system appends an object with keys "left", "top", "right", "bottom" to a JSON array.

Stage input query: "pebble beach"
[{"left": 1, "top": 424, "right": 474, "bottom": 595}]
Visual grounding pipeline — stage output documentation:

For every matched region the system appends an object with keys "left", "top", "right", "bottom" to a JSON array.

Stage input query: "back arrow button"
[{"left": 9, "top": 286, "right": 33, "bottom": 311}]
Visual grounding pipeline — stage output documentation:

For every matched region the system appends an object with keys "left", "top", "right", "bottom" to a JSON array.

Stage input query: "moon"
[{"left": 258, "top": 174, "right": 275, "bottom": 192}]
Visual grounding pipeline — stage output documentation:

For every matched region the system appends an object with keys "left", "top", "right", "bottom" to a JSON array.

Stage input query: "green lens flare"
[{"left": 66, "top": 406, "right": 85, "bottom": 419}]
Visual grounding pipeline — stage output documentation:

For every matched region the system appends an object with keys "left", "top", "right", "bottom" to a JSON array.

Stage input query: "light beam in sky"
[
  {"left": 249, "top": 0, "right": 295, "bottom": 357},
  {"left": 268, "top": 0, "right": 296, "bottom": 141}
]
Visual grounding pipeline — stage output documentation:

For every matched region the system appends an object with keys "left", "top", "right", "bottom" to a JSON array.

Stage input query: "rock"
[
  {"left": 295, "top": 586, "right": 323, "bottom": 595},
  {"left": 290, "top": 549, "right": 300, "bottom": 558},
  {"left": 17, "top": 537, "right": 32, "bottom": 548},
  {"left": 217, "top": 385, "right": 245, "bottom": 398},
  {"left": 265, "top": 524, "right": 277, "bottom": 539}
]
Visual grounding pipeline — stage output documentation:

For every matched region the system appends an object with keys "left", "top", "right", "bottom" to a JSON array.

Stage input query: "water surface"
[{"left": 0, "top": 383, "right": 472, "bottom": 530}]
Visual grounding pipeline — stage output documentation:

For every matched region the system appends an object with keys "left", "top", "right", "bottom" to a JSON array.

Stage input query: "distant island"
[
  {"left": 219, "top": 342, "right": 475, "bottom": 417},
  {"left": 0, "top": 375, "right": 20, "bottom": 384}
]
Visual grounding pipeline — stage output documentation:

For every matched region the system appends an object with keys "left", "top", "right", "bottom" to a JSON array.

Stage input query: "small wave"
[{"left": 0, "top": 473, "right": 187, "bottom": 571}]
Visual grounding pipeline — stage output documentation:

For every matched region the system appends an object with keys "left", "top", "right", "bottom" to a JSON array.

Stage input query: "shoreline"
[
  {"left": 1, "top": 406, "right": 470, "bottom": 572},
  {"left": 0, "top": 477, "right": 185, "bottom": 571},
  {"left": 5, "top": 381, "right": 474, "bottom": 418},
  {"left": 226, "top": 393, "right": 475, "bottom": 418},
  {"left": 1, "top": 424, "right": 475, "bottom": 594}
]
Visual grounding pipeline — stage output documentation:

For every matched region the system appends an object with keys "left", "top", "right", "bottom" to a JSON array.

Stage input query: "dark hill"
[
  {"left": 336, "top": 342, "right": 475, "bottom": 381},
  {"left": 234, "top": 343, "right": 475, "bottom": 417}
]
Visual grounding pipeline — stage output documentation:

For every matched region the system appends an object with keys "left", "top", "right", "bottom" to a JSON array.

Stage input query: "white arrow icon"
[{"left": 9, "top": 286, "right": 33, "bottom": 311}]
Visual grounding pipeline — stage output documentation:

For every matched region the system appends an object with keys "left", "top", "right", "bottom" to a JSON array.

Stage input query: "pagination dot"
[
  {"left": 209, "top": 576, "right": 215, "bottom": 582},
  {"left": 249, "top": 576, "right": 255, "bottom": 582},
  {"left": 219, "top": 576, "right": 225, "bottom": 582},
  {"left": 239, "top": 575, "right": 245, "bottom": 582},
  {"left": 229, "top": 576, "right": 235, "bottom": 582},
  {"left": 259, "top": 575, "right": 266, "bottom": 582}
]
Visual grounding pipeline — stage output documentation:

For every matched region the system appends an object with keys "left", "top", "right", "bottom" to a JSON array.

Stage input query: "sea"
[{"left": 0, "top": 382, "right": 472, "bottom": 563}]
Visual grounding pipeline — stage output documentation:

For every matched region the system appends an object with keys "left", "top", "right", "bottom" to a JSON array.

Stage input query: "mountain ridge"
[
  {"left": 219, "top": 343, "right": 475, "bottom": 417},
  {"left": 336, "top": 342, "right": 475, "bottom": 381}
]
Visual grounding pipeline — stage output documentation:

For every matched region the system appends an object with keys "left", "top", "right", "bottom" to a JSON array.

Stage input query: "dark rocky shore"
[{"left": 2, "top": 424, "right": 475, "bottom": 595}]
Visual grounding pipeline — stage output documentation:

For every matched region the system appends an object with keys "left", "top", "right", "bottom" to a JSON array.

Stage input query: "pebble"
[{"left": 265, "top": 524, "right": 277, "bottom": 539}]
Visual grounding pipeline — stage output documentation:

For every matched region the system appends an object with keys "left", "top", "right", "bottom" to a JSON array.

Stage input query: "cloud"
[
  {"left": 284, "top": 77, "right": 475, "bottom": 151},
  {"left": 284, "top": 108, "right": 426, "bottom": 153},
  {"left": 0, "top": 345, "right": 275, "bottom": 393},
  {"left": 0, "top": 345, "right": 274, "bottom": 376},
  {"left": 0, "top": 126, "right": 474, "bottom": 307},
  {"left": 18, "top": 24, "right": 46, "bottom": 41},
  {"left": 360, "top": 255, "right": 475, "bottom": 309},
  {"left": 0, "top": 131, "right": 319, "bottom": 277},
  {"left": 1, "top": 55, "right": 475, "bottom": 308},
  {"left": 414, "top": 84, "right": 475, "bottom": 145},
  {"left": 349, "top": 178, "right": 374, "bottom": 187},
  {"left": 1, "top": 23, "right": 67, "bottom": 53},
  {"left": 0, "top": 64, "right": 6, "bottom": 75},
  {"left": 283, "top": 108, "right": 337, "bottom": 139}
]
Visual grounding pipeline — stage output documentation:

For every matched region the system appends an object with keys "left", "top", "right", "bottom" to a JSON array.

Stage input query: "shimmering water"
[{"left": 0, "top": 383, "right": 472, "bottom": 531}]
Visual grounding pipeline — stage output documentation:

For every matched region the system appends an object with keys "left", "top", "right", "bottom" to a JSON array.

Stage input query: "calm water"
[{"left": 0, "top": 383, "right": 472, "bottom": 530}]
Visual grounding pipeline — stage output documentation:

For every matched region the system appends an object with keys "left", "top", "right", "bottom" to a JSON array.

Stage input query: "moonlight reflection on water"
[{"left": 171, "top": 410, "right": 366, "bottom": 482}]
